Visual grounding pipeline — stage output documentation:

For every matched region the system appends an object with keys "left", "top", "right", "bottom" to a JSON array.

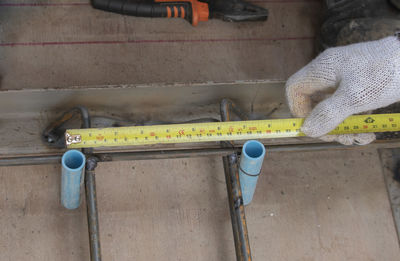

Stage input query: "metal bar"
[
  {"left": 96, "top": 148, "right": 237, "bottom": 162},
  {"left": 223, "top": 154, "right": 252, "bottom": 260},
  {"left": 65, "top": 107, "right": 102, "bottom": 261},
  {"left": 0, "top": 155, "right": 63, "bottom": 167},
  {"left": 2, "top": 141, "right": 400, "bottom": 167},
  {"left": 220, "top": 98, "right": 249, "bottom": 122},
  {"left": 0, "top": 148, "right": 236, "bottom": 166},
  {"left": 220, "top": 98, "right": 252, "bottom": 261},
  {"left": 85, "top": 157, "right": 102, "bottom": 261}
]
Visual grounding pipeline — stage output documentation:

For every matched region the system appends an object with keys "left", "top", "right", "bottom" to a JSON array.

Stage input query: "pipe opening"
[
  {"left": 243, "top": 140, "right": 265, "bottom": 159},
  {"left": 62, "top": 150, "right": 85, "bottom": 170}
]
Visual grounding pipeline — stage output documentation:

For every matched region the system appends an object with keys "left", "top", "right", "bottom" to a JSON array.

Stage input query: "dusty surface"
[
  {"left": 1, "top": 150, "right": 399, "bottom": 260},
  {"left": 0, "top": 1, "right": 321, "bottom": 89},
  {"left": 2, "top": 1, "right": 400, "bottom": 260},
  {"left": 379, "top": 148, "right": 400, "bottom": 241}
]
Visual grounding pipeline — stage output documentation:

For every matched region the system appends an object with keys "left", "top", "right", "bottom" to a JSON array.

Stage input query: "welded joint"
[{"left": 86, "top": 156, "right": 99, "bottom": 171}]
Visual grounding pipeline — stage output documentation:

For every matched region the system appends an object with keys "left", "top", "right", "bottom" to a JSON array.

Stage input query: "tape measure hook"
[{"left": 65, "top": 132, "right": 82, "bottom": 146}]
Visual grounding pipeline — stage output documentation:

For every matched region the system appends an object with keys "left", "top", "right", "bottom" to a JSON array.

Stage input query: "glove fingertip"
[
  {"left": 353, "top": 133, "right": 376, "bottom": 145},
  {"left": 301, "top": 119, "right": 329, "bottom": 138}
]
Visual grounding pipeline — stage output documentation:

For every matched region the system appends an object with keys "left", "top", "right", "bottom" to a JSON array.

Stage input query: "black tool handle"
[{"left": 91, "top": 0, "right": 193, "bottom": 22}]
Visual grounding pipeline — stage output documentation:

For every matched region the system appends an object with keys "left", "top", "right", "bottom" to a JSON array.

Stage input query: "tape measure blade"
[
  {"left": 66, "top": 113, "right": 400, "bottom": 149},
  {"left": 330, "top": 113, "right": 400, "bottom": 135}
]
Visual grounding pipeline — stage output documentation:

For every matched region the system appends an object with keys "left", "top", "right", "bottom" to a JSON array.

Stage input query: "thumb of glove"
[{"left": 301, "top": 91, "right": 352, "bottom": 138}]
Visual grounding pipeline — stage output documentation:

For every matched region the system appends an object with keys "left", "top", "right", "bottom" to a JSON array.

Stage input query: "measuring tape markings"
[{"left": 66, "top": 113, "right": 400, "bottom": 148}]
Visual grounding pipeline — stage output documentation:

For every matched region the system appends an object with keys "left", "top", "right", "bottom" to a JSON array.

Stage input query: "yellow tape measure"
[{"left": 66, "top": 113, "right": 400, "bottom": 148}]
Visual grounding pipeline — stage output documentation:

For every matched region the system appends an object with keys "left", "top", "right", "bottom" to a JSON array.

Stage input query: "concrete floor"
[
  {"left": 1, "top": 0, "right": 400, "bottom": 260},
  {"left": 1, "top": 150, "right": 399, "bottom": 260}
]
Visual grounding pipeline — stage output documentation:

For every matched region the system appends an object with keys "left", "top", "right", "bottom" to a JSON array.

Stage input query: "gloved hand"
[{"left": 286, "top": 36, "right": 400, "bottom": 145}]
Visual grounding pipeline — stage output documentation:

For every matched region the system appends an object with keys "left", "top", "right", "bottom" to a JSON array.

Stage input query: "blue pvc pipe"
[
  {"left": 239, "top": 140, "right": 266, "bottom": 205},
  {"left": 61, "top": 150, "right": 86, "bottom": 209}
]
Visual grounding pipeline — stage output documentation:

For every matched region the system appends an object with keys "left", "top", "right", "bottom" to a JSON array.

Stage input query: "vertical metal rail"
[
  {"left": 85, "top": 157, "right": 102, "bottom": 261},
  {"left": 221, "top": 99, "right": 252, "bottom": 261},
  {"left": 44, "top": 106, "right": 103, "bottom": 261}
]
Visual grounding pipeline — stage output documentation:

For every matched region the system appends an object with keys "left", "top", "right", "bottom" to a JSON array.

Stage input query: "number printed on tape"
[{"left": 66, "top": 113, "right": 400, "bottom": 148}]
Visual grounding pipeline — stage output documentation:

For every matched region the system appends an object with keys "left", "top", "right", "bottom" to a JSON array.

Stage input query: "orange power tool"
[{"left": 91, "top": 0, "right": 268, "bottom": 26}]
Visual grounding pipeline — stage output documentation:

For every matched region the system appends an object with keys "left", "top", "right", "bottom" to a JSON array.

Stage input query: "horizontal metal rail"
[{"left": 2, "top": 141, "right": 400, "bottom": 167}]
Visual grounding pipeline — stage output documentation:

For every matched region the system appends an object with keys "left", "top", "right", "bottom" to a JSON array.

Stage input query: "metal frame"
[
  {"left": 0, "top": 81, "right": 289, "bottom": 157},
  {"left": 2, "top": 81, "right": 400, "bottom": 158},
  {"left": 38, "top": 101, "right": 255, "bottom": 261},
  {"left": 3, "top": 141, "right": 400, "bottom": 167},
  {"left": 24, "top": 101, "right": 400, "bottom": 261},
  {"left": 220, "top": 99, "right": 252, "bottom": 260},
  {"left": 2, "top": 81, "right": 400, "bottom": 259},
  {"left": 85, "top": 157, "right": 102, "bottom": 261}
]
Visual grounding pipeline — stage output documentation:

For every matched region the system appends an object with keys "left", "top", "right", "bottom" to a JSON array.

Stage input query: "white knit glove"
[{"left": 286, "top": 36, "right": 400, "bottom": 145}]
